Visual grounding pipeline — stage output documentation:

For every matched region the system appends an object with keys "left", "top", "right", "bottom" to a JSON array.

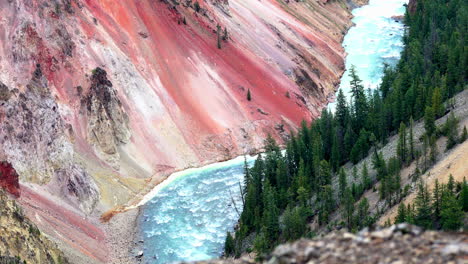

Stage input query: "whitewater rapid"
[
  {"left": 138, "top": 0, "right": 408, "bottom": 263},
  {"left": 329, "top": 0, "right": 407, "bottom": 109}
]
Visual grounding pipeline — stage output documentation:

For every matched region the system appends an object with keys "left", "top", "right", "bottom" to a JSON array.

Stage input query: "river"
[{"left": 138, "top": 0, "right": 408, "bottom": 263}]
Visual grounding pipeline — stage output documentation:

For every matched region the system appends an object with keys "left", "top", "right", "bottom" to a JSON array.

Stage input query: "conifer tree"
[
  {"left": 397, "top": 122, "right": 407, "bottom": 164},
  {"left": 395, "top": 203, "right": 406, "bottom": 224},
  {"left": 262, "top": 181, "right": 279, "bottom": 244},
  {"left": 336, "top": 89, "right": 348, "bottom": 129},
  {"left": 429, "top": 135, "right": 438, "bottom": 164},
  {"left": 409, "top": 117, "right": 415, "bottom": 160},
  {"left": 247, "top": 89, "right": 251, "bottom": 101},
  {"left": 461, "top": 126, "right": 467, "bottom": 143},
  {"left": 414, "top": 181, "right": 432, "bottom": 229},
  {"left": 372, "top": 150, "right": 387, "bottom": 180},
  {"left": 224, "top": 232, "right": 235, "bottom": 256},
  {"left": 343, "top": 187, "right": 355, "bottom": 230},
  {"left": 331, "top": 130, "right": 340, "bottom": 171},
  {"left": 405, "top": 204, "right": 415, "bottom": 224},
  {"left": 424, "top": 106, "right": 436, "bottom": 137},
  {"left": 217, "top": 24, "right": 222, "bottom": 49},
  {"left": 339, "top": 167, "right": 347, "bottom": 199},
  {"left": 223, "top": 27, "right": 228, "bottom": 41},
  {"left": 440, "top": 191, "right": 463, "bottom": 231},
  {"left": 352, "top": 166, "right": 358, "bottom": 180},
  {"left": 349, "top": 66, "right": 367, "bottom": 133},
  {"left": 282, "top": 206, "right": 306, "bottom": 241},
  {"left": 445, "top": 112, "right": 459, "bottom": 150},
  {"left": 253, "top": 228, "right": 269, "bottom": 254},
  {"left": 447, "top": 174, "right": 455, "bottom": 195},
  {"left": 460, "top": 178, "right": 468, "bottom": 212},
  {"left": 362, "top": 162, "right": 370, "bottom": 190},
  {"left": 432, "top": 179, "right": 442, "bottom": 219},
  {"left": 357, "top": 197, "right": 370, "bottom": 229},
  {"left": 432, "top": 88, "right": 444, "bottom": 117}
]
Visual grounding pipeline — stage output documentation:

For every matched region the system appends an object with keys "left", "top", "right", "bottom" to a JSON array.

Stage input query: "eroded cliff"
[{"left": 0, "top": 0, "right": 364, "bottom": 262}]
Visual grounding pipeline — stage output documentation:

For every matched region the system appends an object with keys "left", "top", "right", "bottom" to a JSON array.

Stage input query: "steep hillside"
[
  {"left": 0, "top": 190, "right": 68, "bottom": 264},
  {"left": 0, "top": 0, "right": 364, "bottom": 262}
]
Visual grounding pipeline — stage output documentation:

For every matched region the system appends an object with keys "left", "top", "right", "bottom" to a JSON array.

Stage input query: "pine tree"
[
  {"left": 414, "top": 181, "right": 432, "bottom": 229},
  {"left": 429, "top": 135, "right": 438, "bottom": 164},
  {"left": 405, "top": 204, "right": 415, "bottom": 224},
  {"left": 362, "top": 162, "right": 370, "bottom": 190},
  {"left": 440, "top": 191, "right": 463, "bottom": 231},
  {"left": 282, "top": 206, "right": 306, "bottom": 241},
  {"left": 349, "top": 66, "right": 367, "bottom": 133},
  {"left": 397, "top": 122, "right": 407, "bottom": 164},
  {"left": 447, "top": 174, "right": 455, "bottom": 195},
  {"left": 461, "top": 126, "right": 467, "bottom": 143},
  {"left": 432, "top": 87, "right": 444, "bottom": 117},
  {"left": 253, "top": 228, "right": 269, "bottom": 254},
  {"left": 331, "top": 130, "right": 340, "bottom": 171},
  {"left": 223, "top": 27, "right": 228, "bottom": 41},
  {"left": 319, "top": 185, "right": 334, "bottom": 225},
  {"left": 336, "top": 89, "right": 348, "bottom": 128},
  {"left": 217, "top": 24, "right": 222, "bottom": 49},
  {"left": 409, "top": 117, "right": 415, "bottom": 160},
  {"left": 194, "top": 1, "right": 201, "bottom": 12},
  {"left": 460, "top": 178, "right": 468, "bottom": 212},
  {"left": 424, "top": 106, "right": 436, "bottom": 137},
  {"left": 243, "top": 156, "right": 251, "bottom": 194},
  {"left": 372, "top": 150, "right": 387, "bottom": 180},
  {"left": 395, "top": 203, "right": 406, "bottom": 224},
  {"left": 432, "top": 179, "right": 442, "bottom": 219},
  {"left": 445, "top": 112, "right": 459, "bottom": 150},
  {"left": 262, "top": 181, "right": 279, "bottom": 244},
  {"left": 339, "top": 167, "right": 347, "bottom": 199},
  {"left": 224, "top": 232, "right": 235, "bottom": 256},
  {"left": 247, "top": 89, "right": 251, "bottom": 101},
  {"left": 357, "top": 197, "right": 370, "bottom": 229},
  {"left": 343, "top": 187, "right": 355, "bottom": 230},
  {"left": 318, "top": 160, "right": 332, "bottom": 187},
  {"left": 353, "top": 166, "right": 357, "bottom": 181}
]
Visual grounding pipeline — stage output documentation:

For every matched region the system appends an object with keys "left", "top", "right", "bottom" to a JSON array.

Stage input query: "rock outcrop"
[
  {"left": 0, "top": 161, "right": 20, "bottom": 197},
  {"left": 0, "top": 65, "right": 99, "bottom": 213},
  {"left": 190, "top": 224, "right": 468, "bottom": 264},
  {"left": 81, "top": 67, "right": 130, "bottom": 169}
]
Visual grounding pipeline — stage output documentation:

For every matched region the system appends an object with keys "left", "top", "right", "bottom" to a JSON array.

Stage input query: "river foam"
[{"left": 329, "top": 0, "right": 408, "bottom": 110}]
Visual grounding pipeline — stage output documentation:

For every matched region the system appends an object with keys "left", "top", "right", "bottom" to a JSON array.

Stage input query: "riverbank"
[{"left": 106, "top": 206, "right": 141, "bottom": 264}]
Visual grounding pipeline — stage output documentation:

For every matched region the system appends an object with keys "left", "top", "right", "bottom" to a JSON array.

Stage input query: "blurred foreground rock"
[{"left": 188, "top": 224, "right": 468, "bottom": 264}]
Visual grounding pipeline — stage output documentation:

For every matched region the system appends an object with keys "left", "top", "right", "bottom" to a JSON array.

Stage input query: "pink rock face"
[{"left": 0, "top": 0, "right": 352, "bottom": 178}]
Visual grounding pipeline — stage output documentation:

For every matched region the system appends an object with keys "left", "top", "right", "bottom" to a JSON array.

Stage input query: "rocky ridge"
[{"left": 190, "top": 224, "right": 467, "bottom": 264}]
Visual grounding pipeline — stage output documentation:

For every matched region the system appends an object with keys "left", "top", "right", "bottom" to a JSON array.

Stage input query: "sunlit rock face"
[
  {"left": 0, "top": 0, "right": 360, "bottom": 212},
  {"left": 81, "top": 67, "right": 131, "bottom": 169},
  {"left": 0, "top": 0, "right": 355, "bottom": 181}
]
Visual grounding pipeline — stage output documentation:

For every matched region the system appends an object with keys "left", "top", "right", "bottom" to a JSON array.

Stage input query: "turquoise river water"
[{"left": 138, "top": 0, "right": 408, "bottom": 263}]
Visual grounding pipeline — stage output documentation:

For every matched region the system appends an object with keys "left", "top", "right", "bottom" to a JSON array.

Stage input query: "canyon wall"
[{"left": 0, "top": 0, "right": 361, "bottom": 261}]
